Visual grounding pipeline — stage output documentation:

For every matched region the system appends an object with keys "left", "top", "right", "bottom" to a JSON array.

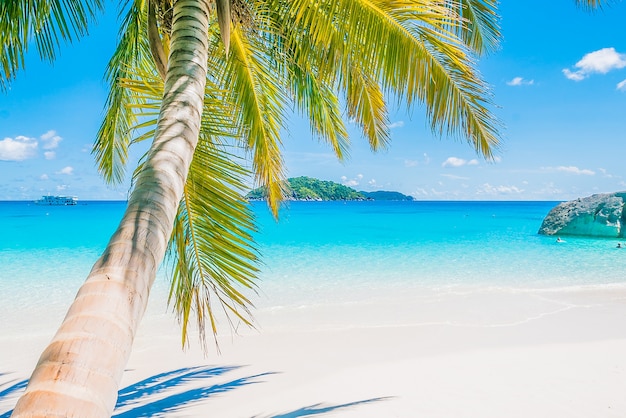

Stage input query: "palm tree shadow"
[
  {"left": 255, "top": 397, "right": 394, "bottom": 418},
  {"left": 113, "top": 365, "right": 273, "bottom": 417},
  {"left": 0, "top": 366, "right": 272, "bottom": 418},
  {"left": 0, "top": 378, "right": 28, "bottom": 418}
]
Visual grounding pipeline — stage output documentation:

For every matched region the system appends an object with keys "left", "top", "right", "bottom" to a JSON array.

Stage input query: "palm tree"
[{"left": 3, "top": 0, "right": 507, "bottom": 416}]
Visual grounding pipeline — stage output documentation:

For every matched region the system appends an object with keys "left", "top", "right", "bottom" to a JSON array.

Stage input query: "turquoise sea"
[{"left": 1, "top": 200, "right": 625, "bottom": 323}]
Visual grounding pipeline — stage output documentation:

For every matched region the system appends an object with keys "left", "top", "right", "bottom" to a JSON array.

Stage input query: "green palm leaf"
[
  {"left": 259, "top": 2, "right": 350, "bottom": 158},
  {"left": 288, "top": 62, "right": 350, "bottom": 159},
  {"left": 94, "top": 1, "right": 154, "bottom": 184},
  {"left": 168, "top": 140, "right": 260, "bottom": 350},
  {"left": 0, "top": 0, "right": 103, "bottom": 90},
  {"left": 447, "top": 0, "right": 500, "bottom": 55},
  {"left": 217, "top": 25, "right": 289, "bottom": 215},
  {"left": 269, "top": 0, "right": 500, "bottom": 157},
  {"left": 110, "top": 52, "right": 258, "bottom": 349},
  {"left": 90, "top": 0, "right": 503, "bottom": 349},
  {"left": 345, "top": 66, "right": 390, "bottom": 151}
]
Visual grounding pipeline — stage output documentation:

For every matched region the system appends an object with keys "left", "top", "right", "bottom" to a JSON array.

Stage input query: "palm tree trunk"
[{"left": 11, "top": 1, "right": 211, "bottom": 416}]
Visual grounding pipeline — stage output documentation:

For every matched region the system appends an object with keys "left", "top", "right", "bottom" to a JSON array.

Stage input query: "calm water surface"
[{"left": 1, "top": 200, "right": 625, "bottom": 313}]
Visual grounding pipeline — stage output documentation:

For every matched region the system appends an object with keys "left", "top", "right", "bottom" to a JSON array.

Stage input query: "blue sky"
[{"left": 0, "top": 1, "right": 625, "bottom": 201}]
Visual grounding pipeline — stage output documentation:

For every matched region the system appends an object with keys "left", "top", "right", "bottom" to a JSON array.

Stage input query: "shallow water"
[{"left": 1, "top": 200, "right": 624, "bottom": 318}]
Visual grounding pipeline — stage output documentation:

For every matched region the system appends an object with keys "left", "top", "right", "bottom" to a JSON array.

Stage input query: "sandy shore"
[{"left": 3, "top": 285, "right": 626, "bottom": 417}]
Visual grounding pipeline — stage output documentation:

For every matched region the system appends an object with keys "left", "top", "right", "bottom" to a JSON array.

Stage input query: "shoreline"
[{"left": 3, "top": 284, "right": 626, "bottom": 416}]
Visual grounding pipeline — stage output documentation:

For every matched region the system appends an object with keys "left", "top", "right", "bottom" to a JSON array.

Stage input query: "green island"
[{"left": 247, "top": 176, "right": 414, "bottom": 201}]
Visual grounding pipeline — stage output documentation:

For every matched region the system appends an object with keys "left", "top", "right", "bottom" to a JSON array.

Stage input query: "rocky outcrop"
[{"left": 538, "top": 192, "right": 626, "bottom": 237}]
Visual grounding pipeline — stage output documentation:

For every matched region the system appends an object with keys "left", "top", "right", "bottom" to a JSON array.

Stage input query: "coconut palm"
[{"left": 4, "top": 0, "right": 505, "bottom": 416}]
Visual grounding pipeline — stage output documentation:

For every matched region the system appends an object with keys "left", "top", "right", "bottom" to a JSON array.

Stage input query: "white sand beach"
[{"left": 3, "top": 284, "right": 626, "bottom": 417}]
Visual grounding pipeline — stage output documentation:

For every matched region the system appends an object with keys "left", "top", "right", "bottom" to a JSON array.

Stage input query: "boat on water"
[{"left": 35, "top": 195, "right": 78, "bottom": 206}]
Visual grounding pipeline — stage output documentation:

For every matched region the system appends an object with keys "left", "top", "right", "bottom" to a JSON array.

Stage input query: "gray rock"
[{"left": 538, "top": 192, "right": 626, "bottom": 238}]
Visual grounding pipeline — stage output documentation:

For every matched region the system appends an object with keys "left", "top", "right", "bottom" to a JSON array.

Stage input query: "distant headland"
[{"left": 246, "top": 176, "right": 414, "bottom": 201}]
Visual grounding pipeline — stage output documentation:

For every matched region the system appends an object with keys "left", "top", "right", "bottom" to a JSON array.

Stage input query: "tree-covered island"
[{"left": 247, "top": 176, "right": 414, "bottom": 201}]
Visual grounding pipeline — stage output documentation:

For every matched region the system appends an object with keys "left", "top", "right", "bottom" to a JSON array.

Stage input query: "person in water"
[
  {"left": 556, "top": 237, "right": 563, "bottom": 243},
  {"left": 618, "top": 243, "right": 622, "bottom": 248}
]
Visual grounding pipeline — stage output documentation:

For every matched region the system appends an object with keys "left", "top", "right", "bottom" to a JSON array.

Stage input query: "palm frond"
[
  {"left": 345, "top": 66, "right": 389, "bottom": 151},
  {"left": 446, "top": 0, "right": 500, "bottom": 55},
  {"left": 119, "top": 64, "right": 238, "bottom": 170},
  {"left": 167, "top": 141, "right": 260, "bottom": 350},
  {"left": 94, "top": 1, "right": 153, "bottom": 184},
  {"left": 416, "top": 26, "right": 500, "bottom": 156},
  {"left": 272, "top": 0, "right": 500, "bottom": 157},
  {"left": 0, "top": 0, "right": 103, "bottom": 90},
  {"left": 256, "top": 2, "right": 349, "bottom": 158},
  {"left": 117, "top": 39, "right": 258, "bottom": 350},
  {"left": 147, "top": 0, "right": 168, "bottom": 79},
  {"left": 217, "top": 25, "right": 289, "bottom": 216},
  {"left": 289, "top": 63, "right": 350, "bottom": 159},
  {"left": 215, "top": 0, "right": 231, "bottom": 54}
]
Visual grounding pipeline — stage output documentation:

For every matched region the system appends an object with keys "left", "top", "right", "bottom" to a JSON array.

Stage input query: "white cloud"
[
  {"left": 441, "top": 174, "right": 469, "bottom": 180},
  {"left": 562, "top": 69, "right": 586, "bottom": 81},
  {"left": 57, "top": 166, "right": 74, "bottom": 175},
  {"left": 0, "top": 136, "right": 38, "bottom": 161},
  {"left": 409, "top": 153, "right": 432, "bottom": 166},
  {"left": 429, "top": 188, "right": 447, "bottom": 197},
  {"left": 507, "top": 77, "right": 523, "bottom": 86},
  {"left": 442, "top": 157, "right": 479, "bottom": 168},
  {"left": 563, "top": 47, "right": 626, "bottom": 81},
  {"left": 542, "top": 166, "right": 595, "bottom": 175},
  {"left": 41, "top": 130, "right": 62, "bottom": 149},
  {"left": 341, "top": 175, "right": 363, "bottom": 187},
  {"left": 576, "top": 48, "right": 626, "bottom": 73},
  {"left": 598, "top": 168, "right": 618, "bottom": 178},
  {"left": 536, "top": 182, "right": 563, "bottom": 197},
  {"left": 479, "top": 183, "right": 524, "bottom": 195},
  {"left": 368, "top": 179, "right": 377, "bottom": 187},
  {"left": 507, "top": 77, "right": 534, "bottom": 86},
  {"left": 56, "top": 184, "right": 68, "bottom": 192},
  {"left": 617, "top": 79, "right": 626, "bottom": 91},
  {"left": 341, "top": 175, "right": 360, "bottom": 187},
  {"left": 556, "top": 166, "right": 595, "bottom": 175},
  {"left": 389, "top": 121, "right": 404, "bottom": 129},
  {"left": 0, "top": 130, "right": 62, "bottom": 161},
  {"left": 40, "top": 130, "right": 56, "bottom": 140},
  {"left": 40, "top": 174, "right": 49, "bottom": 180},
  {"left": 442, "top": 157, "right": 466, "bottom": 168}
]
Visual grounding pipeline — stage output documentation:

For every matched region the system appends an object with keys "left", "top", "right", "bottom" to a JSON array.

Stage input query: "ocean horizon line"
[{"left": 0, "top": 198, "right": 565, "bottom": 203}]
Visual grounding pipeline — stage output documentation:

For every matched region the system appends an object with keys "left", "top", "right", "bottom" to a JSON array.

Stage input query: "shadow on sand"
[
  {"left": 0, "top": 366, "right": 270, "bottom": 417},
  {"left": 1, "top": 369, "right": 390, "bottom": 417},
  {"left": 113, "top": 365, "right": 273, "bottom": 417},
  {"left": 0, "top": 376, "right": 28, "bottom": 418},
  {"left": 253, "top": 397, "right": 393, "bottom": 418}
]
